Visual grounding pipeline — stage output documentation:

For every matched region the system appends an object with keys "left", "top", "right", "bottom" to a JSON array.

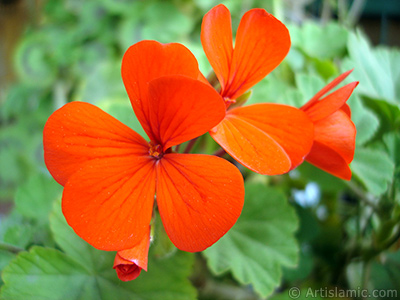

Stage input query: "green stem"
[
  {"left": 338, "top": 0, "right": 349, "bottom": 25},
  {"left": 346, "top": 181, "right": 380, "bottom": 213},
  {"left": 0, "top": 242, "right": 24, "bottom": 254},
  {"left": 272, "top": 0, "right": 285, "bottom": 21},
  {"left": 183, "top": 138, "right": 198, "bottom": 154},
  {"left": 347, "top": 0, "right": 366, "bottom": 27},
  {"left": 206, "top": 71, "right": 219, "bottom": 89},
  {"left": 321, "top": 0, "right": 332, "bottom": 24},
  {"left": 379, "top": 225, "right": 400, "bottom": 253},
  {"left": 361, "top": 261, "right": 371, "bottom": 300},
  {"left": 213, "top": 148, "right": 226, "bottom": 157},
  {"left": 350, "top": 220, "right": 400, "bottom": 261},
  {"left": 53, "top": 80, "right": 69, "bottom": 110}
]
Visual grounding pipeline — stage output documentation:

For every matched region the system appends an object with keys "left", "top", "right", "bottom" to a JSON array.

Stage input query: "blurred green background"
[{"left": 0, "top": 0, "right": 399, "bottom": 299}]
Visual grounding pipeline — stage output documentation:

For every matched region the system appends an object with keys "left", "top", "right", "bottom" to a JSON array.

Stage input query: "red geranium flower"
[
  {"left": 201, "top": 4, "right": 314, "bottom": 175},
  {"left": 301, "top": 70, "right": 358, "bottom": 180},
  {"left": 44, "top": 40, "right": 244, "bottom": 261}
]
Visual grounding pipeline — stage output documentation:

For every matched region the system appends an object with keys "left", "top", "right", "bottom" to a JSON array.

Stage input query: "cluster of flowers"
[{"left": 43, "top": 4, "right": 358, "bottom": 281}]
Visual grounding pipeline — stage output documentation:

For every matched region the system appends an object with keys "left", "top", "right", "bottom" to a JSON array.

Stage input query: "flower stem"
[
  {"left": 183, "top": 138, "right": 198, "bottom": 154},
  {"left": 206, "top": 71, "right": 219, "bottom": 88},
  {"left": 53, "top": 80, "right": 69, "bottom": 110},
  {"left": 0, "top": 242, "right": 24, "bottom": 254},
  {"left": 213, "top": 148, "right": 226, "bottom": 157},
  {"left": 346, "top": 181, "right": 380, "bottom": 213},
  {"left": 273, "top": 0, "right": 285, "bottom": 22}
]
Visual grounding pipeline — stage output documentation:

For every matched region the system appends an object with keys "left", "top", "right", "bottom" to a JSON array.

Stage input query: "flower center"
[
  {"left": 148, "top": 141, "right": 163, "bottom": 159},
  {"left": 224, "top": 96, "right": 236, "bottom": 108}
]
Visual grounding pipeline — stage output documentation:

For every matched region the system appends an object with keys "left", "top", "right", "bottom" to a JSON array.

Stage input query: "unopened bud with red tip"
[{"left": 113, "top": 227, "right": 151, "bottom": 281}]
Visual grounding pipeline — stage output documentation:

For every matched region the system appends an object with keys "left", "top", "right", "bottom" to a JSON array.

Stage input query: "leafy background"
[{"left": 0, "top": 0, "right": 399, "bottom": 299}]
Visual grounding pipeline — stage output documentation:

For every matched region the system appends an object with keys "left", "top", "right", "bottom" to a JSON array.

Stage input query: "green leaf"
[
  {"left": 0, "top": 247, "right": 196, "bottom": 300},
  {"left": 351, "top": 148, "right": 395, "bottom": 196},
  {"left": 0, "top": 250, "right": 15, "bottom": 285},
  {"left": 343, "top": 30, "right": 400, "bottom": 106},
  {"left": 384, "top": 132, "right": 400, "bottom": 204},
  {"left": 73, "top": 41, "right": 113, "bottom": 78},
  {"left": 14, "top": 33, "right": 57, "bottom": 88},
  {"left": 346, "top": 261, "right": 364, "bottom": 290},
  {"left": 0, "top": 103, "right": 50, "bottom": 190},
  {"left": 184, "top": 42, "right": 212, "bottom": 77},
  {"left": 283, "top": 89, "right": 307, "bottom": 108},
  {"left": 0, "top": 199, "right": 197, "bottom": 300},
  {"left": 282, "top": 247, "right": 313, "bottom": 282},
  {"left": 118, "top": 2, "right": 193, "bottom": 48},
  {"left": 98, "top": 98, "right": 148, "bottom": 140},
  {"left": 289, "top": 22, "right": 348, "bottom": 60},
  {"left": 0, "top": 146, "right": 22, "bottom": 185},
  {"left": 2, "top": 225, "right": 32, "bottom": 249},
  {"left": 384, "top": 132, "right": 400, "bottom": 166},
  {"left": 362, "top": 96, "right": 400, "bottom": 137},
  {"left": 73, "top": 2, "right": 112, "bottom": 41},
  {"left": 348, "top": 94, "right": 379, "bottom": 146},
  {"left": 141, "top": 3, "right": 193, "bottom": 43},
  {"left": 295, "top": 73, "right": 325, "bottom": 106},
  {"left": 49, "top": 199, "right": 110, "bottom": 272},
  {"left": 0, "top": 247, "right": 92, "bottom": 300},
  {"left": 263, "top": 72, "right": 326, "bottom": 109},
  {"left": 285, "top": 48, "right": 305, "bottom": 72},
  {"left": 0, "top": 251, "right": 15, "bottom": 270},
  {"left": 152, "top": 214, "right": 177, "bottom": 259},
  {"left": 73, "top": 61, "right": 126, "bottom": 104},
  {"left": 193, "top": 0, "right": 243, "bottom": 17},
  {"left": 117, "top": 4, "right": 146, "bottom": 50},
  {"left": 203, "top": 183, "right": 299, "bottom": 298},
  {"left": 370, "top": 250, "right": 400, "bottom": 292},
  {"left": 15, "top": 174, "right": 62, "bottom": 224},
  {"left": 312, "top": 58, "right": 338, "bottom": 80},
  {"left": 0, "top": 84, "right": 42, "bottom": 121},
  {"left": 294, "top": 205, "right": 320, "bottom": 243},
  {"left": 248, "top": 74, "right": 294, "bottom": 105},
  {"left": 270, "top": 288, "right": 323, "bottom": 300},
  {"left": 39, "top": 26, "right": 80, "bottom": 68},
  {"left": 99, "top": 0, "right": 143, "bottom": 14}
]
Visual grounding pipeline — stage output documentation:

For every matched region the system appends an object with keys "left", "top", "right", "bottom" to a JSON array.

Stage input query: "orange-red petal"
[
  {"left": 303, "top": 82, "right": 358, "bottom": 122},
  {"left": 155, "top": 153, "right": 244, "bottom": 252},
  {"left": 147, "top": 75, "right": 226, "bottom": 150},
  {"left": 210, "top": 104, "right": 314, "bottom": 174},
  {"left": 341, "top": 103, "right": 351, "bottom": 117},
  {"left": 210, "top": 114, "right": 291, "bottom": 175},
  {"left": 302, "top": 69, "right": 353, "bottom": 111},
  {"left": 121, "top": 40, "right": 200, "bottom": 140},
  {"left": 306, "top": 141, "right": 352, "bottom": 180},
  {"left": 197, "top": 71, "right": 212, "bottom": 86},
  {"left": 201, "top": 4, "right": 233, "bottom": 90},
  {"left": 226, "top": 8, "right": 290, "bottom": 99},
  {"left": 313, "top": 110, "right": 356, "bottom": 164},
  {"left": 43, "top": 102, "right": 149, "bottom": 186},
  {"left": 300, "top": 71, "right": 357, "bottom": 180},
  {"left": 62, "top": 156, "right": 156, "bottom": 251},
  {"left": 113, "top": 227, "right": 151, "bottom": 281}
]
